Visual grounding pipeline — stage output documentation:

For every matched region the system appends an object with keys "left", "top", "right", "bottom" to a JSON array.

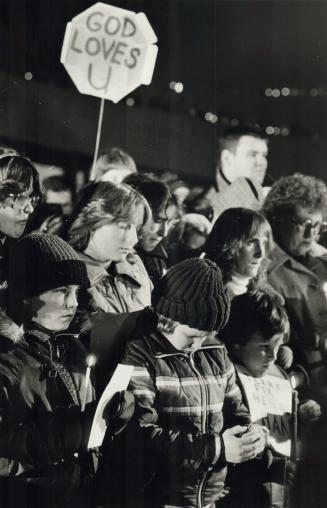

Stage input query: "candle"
[{"left": 81, "top": 354, "right": 96, "bottom": 412}]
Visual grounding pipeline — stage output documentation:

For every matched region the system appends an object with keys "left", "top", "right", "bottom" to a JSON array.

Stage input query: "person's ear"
[{"left": 220, "top": 149, "right": 234, "bottom": 173}]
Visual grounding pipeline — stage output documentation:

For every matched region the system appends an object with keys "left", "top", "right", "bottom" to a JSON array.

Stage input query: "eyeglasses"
[
  {"left": 291, "top": 217, "right": 327, "bottom": 236},
  {"left": 4, "top": 192, "right": 40, "bottom": 211}
]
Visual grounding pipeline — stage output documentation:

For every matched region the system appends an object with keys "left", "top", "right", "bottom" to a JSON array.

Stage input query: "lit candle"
[
  {"left": 322, "top": 282, "right": 327, "bottom": 308},
  {"left": 81, "top": 354, "right": 96, "bottom": 412}
]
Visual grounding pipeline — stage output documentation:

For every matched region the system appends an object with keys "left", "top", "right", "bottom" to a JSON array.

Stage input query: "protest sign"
[
  {"left": 61, "top": 2, "right": 158, "bottom": 103},
  {"left": 238, "top": 371, "right": 293, "bottom": 457}
]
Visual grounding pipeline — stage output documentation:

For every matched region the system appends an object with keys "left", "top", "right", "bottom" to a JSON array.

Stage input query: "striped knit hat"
[{"left": 152, "top": 258, "right": 230, "bottom": 332}]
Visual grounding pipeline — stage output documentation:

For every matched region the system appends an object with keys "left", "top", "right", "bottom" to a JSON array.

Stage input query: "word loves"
[
  {"left": 238, "top": 371, "right": 293, "bottom": 457},
  {"left": 70, "top": 13, "right": 141, "bottom": 70},
  {"left": 61, "top": 2, "right": 158, "bottom": 103}
]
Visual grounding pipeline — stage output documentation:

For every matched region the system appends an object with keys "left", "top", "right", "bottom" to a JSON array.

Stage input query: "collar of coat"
[
  {"left": 268, "top": 242, "right": 327, "bottom": 277},
  {"left": 78, "top": 250, "right": 143, "bottom": 287},
  {"left": 145, "top": 329, "right": 224, "bottom": 358}
]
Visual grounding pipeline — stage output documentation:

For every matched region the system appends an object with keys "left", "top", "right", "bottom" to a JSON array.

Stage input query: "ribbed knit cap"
[
  {"left": 8, "top": 233, "right": 89, "bottom": 301},
  {"left": 152, "top": 257, "right": 230, "bottom": 332}
]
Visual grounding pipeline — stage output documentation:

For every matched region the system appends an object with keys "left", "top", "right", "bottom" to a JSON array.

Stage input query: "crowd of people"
[{"left": 0, "top": 126, "right": 326, "bottom": 508}]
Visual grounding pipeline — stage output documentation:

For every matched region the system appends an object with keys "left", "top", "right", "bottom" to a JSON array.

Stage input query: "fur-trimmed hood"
[
  {"left": 0, "top": 288, "right": 24, "bottom": 350},
  {"left": 0, "top": 307, "right": 24, "bottom": 351}
]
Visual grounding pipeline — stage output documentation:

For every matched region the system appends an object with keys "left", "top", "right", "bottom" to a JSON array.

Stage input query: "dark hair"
[
  {"left": 68, "top": 181, "right": 151, "bottom": 252},
  {"left": 123, "top": 172, "right": 175, "bottom": 218},
  {"left": 205, "top": 207, "right": 272, "bottom": 281},
  {"left": 0, "top": 155, "right": 40, "bottom": 197},
  {"left": 220, "top": 289, "right": 289, "bottom": 348},
  {"left": 43, "top": 176, "right": 72, "bottom": 194},
  {"left": 218, "top": 125, "right": 267, "bottom": 159},
  {"left": 263, "top": 173, "right": 327, "bottom": 236}
]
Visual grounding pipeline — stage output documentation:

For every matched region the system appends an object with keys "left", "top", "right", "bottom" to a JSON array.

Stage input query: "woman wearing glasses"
[
  {"left": 0, "top": 155, "right": 40, "bottom": 283},
  {"left": 263, "top": 173, "right": 327, "bottom": 387}
]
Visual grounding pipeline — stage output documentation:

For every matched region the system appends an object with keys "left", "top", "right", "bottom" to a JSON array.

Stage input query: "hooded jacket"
[
  {"left": 118, "top": 330, "right": 250, "bottom": 508},
  {"left": 0, "top": 310, "right": 95, "bottom": 508}
]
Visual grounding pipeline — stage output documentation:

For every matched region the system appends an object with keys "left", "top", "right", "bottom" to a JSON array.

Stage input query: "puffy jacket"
[
  {"left": 267, "top": 244, "right": 327, "bottom": 384},
  {"left": 120, "top": 330, "right": 250, "bottom": 508},
  {"left": 0, "top": 314, "right": 96, "bottom": 508},
  {"left": 78, "top": 251, "right": 152, "bottom": 314}
]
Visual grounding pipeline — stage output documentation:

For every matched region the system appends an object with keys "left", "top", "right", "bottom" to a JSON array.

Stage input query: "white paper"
[
  {"left": 87, "top": 363, "right": 134, "bottom": 449},
  {"left": 238, "top": 372, "right": 293, "bottom": 457}
]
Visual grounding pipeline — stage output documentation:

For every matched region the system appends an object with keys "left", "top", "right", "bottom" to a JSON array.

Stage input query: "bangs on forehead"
[
  {"left": 114, "top": 190, "right": 148, "bottom": 227},
  {"left": 248, "top": 217, "right": 271, "bottom": 238},
  {"left": 0, "top": 156, "right": 37, "bottom": 192}
]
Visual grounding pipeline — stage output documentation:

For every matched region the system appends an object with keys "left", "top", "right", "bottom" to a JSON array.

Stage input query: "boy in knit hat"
[
  {"left": 109, "top": 258, "right": 266, "bottom": 508},
  {"left": 0, "top": 234, "right": 97, "bottom": 508}
]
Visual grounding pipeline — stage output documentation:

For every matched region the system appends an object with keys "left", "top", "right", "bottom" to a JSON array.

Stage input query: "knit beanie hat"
[
  {"left": 8, "top": 233, "right": 89, "bottom": 301},
  {"left": 152, "top": 257, "right": 230, "bottom": 332}
]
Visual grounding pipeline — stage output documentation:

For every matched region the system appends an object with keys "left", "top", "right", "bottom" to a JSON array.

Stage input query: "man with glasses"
[
  {"left": 0, "top": 154, "right": 40, "bottom": 284},
  {"left": 263, "top": 173, "right": 327, "bottom": 387}
]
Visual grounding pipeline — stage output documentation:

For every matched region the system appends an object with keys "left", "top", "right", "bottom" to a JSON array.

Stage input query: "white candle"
[{"left": 81, "top": 354, "right": 96, "bottom": 412}]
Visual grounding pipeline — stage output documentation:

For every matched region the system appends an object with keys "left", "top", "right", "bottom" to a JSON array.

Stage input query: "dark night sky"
[{"left": 0, "top": 0, "right": 327, "bottom": 182}]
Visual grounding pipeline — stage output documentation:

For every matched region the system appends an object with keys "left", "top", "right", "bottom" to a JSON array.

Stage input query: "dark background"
[{"left": 1, "top": 0, "right": 327, "bottom": 184}]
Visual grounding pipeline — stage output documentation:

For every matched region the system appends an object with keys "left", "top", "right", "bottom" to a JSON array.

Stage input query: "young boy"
[
  {"left": 118, "top": 258, "right": 266, "bottom": 508},
  {"left": 219, "top": 290, "right": 321, "bottom": 508}
]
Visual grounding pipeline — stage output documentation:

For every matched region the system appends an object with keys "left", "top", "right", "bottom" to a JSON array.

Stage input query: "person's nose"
[
  {"left": 266, "top": 346, "right": 276, "bottom": 362},
  {"left": 157, "top": 220, "right": 169, "bottom": 238},
  {"left": 256, "top": 154, "right": 267, "bottom": 168},
  {"left": 23, "top": 199, "right": 34, "bottom": 214},
  {"left": 254, "top": 242, "right": 264, "bottom": 259},
  {"left": 126, "top": 224, "right": 138, "bottom": 247},
  {"left": 66, "top": 290, "right": 78, "bottom": 310},
  {"left": 303, "top": 224, "right": 315, "bottom": 240}
]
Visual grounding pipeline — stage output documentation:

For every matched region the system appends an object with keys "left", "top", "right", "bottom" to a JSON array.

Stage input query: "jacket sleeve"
[
  {"left": 221, "top": 349, "right": 251, "bottom": 428},
  {"left": 0, "top": 372, "right": 96, "bottom": 468},
  {"left": 122, "top": 341, "right": 224, "bottom": 470}
]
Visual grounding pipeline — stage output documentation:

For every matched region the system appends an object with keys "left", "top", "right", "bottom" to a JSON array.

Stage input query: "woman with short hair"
[{"left": 262, "top": 173, "right": 327, "bottom": 385}]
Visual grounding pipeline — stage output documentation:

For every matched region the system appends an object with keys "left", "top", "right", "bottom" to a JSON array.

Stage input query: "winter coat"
[
  {"left": 0, "top": 313, "right": 96, "bottom": 508},
  {"left": 136, "top": 242, "right": 168, "bottom": 286},
  {"left": 78, "top": 251, "right": 152, "bottom": 314},
  {"left": 267, "top": 244, "right": 327, "bottom": 385},
  {"left": 116, "top": 331, "right": 250, "bottom": 508}
]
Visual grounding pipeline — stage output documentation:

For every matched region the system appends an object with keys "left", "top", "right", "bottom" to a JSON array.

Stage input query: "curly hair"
[
  {"left": 204, "top": 208, "right": 272, "bottom": 282},
  {"left": 263, "top": 173, "right": 327, "bottom": 226},
  {"left": 68, "top": 181, "right": 151, "bottom": 252}
]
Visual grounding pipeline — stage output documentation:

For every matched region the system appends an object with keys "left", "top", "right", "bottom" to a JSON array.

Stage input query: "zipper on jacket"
[
  {"left": 197, "top": 468, "right": 212, "bottom": 508},
  {"left": 188, "top": 353, "right": 211, "bottom": 508},
  {"left": 189, "top": 353, "right": 208, "bottom": 434}
]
